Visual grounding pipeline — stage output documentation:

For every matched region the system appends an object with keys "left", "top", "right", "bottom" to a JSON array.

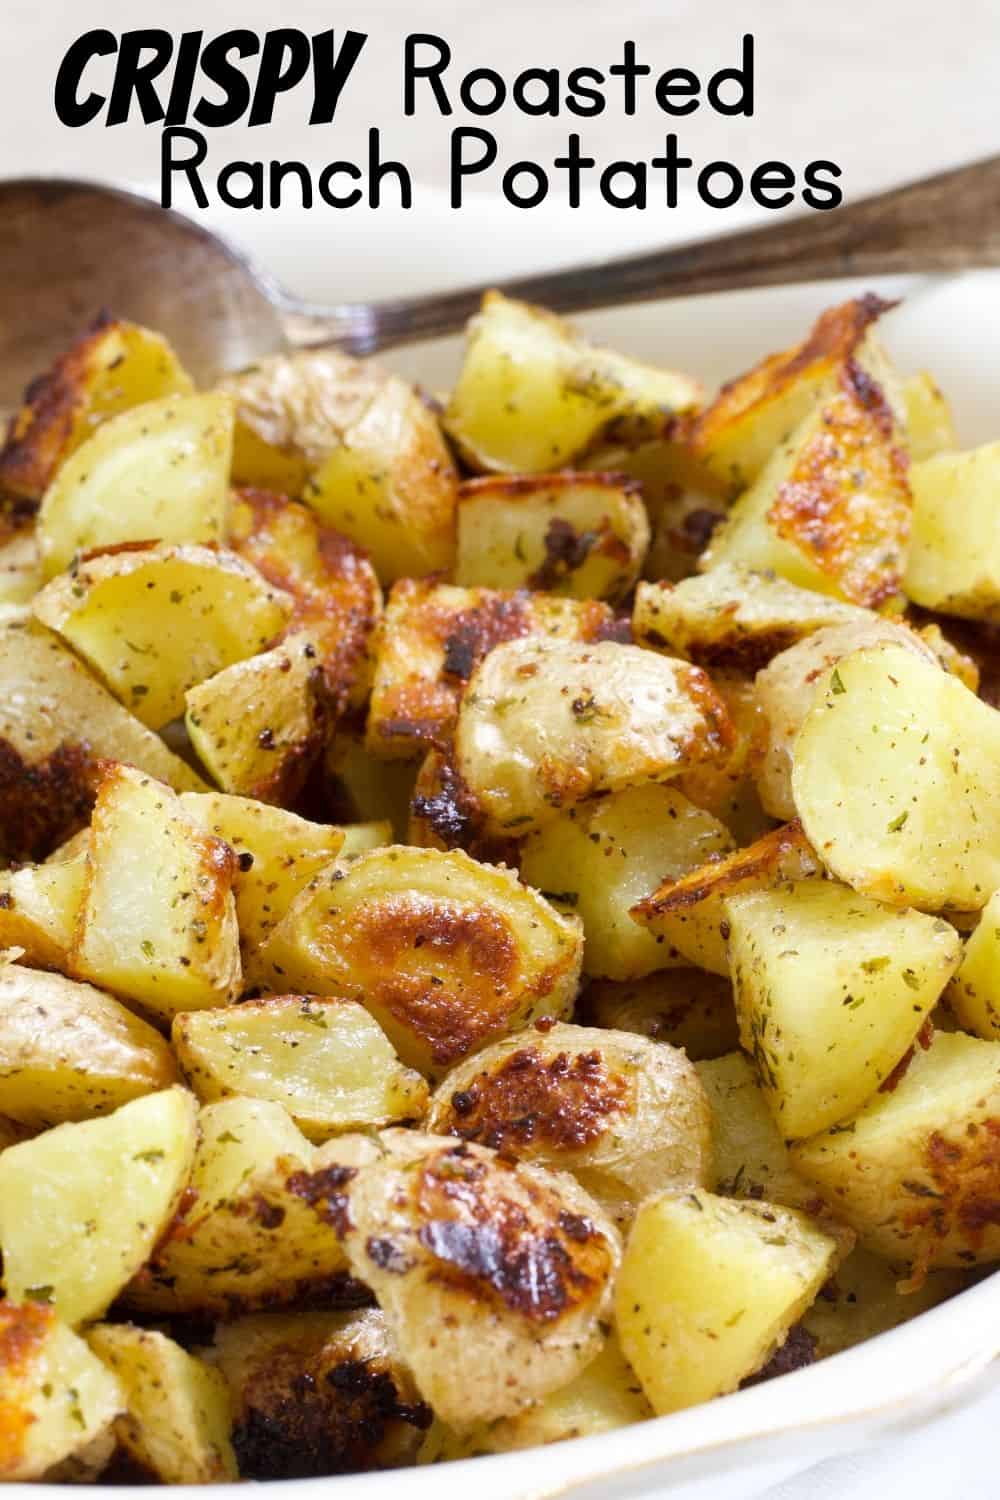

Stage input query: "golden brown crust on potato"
[
  {"left": 633, "top": 819, "right": 815, "bottom": 923},
  {"left": 0, "top": 738, "right": 96, "bottom": 863}
]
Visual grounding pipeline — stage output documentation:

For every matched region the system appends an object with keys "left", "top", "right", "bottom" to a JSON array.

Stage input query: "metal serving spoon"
[{"left": 1, "top": 156, "right": 999, "bottom": 410}]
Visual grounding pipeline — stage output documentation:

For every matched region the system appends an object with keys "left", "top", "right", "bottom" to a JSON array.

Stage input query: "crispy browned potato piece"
[
  {"left": 339, "top": 1131, "right": 621, "bottom": 1428},
  {"left": 211, "top": 1308, "right": 430, "bottom": 1478},
  {"left": 366, "top": 578, "right": 620, "bottom": 760},
  {"left": 0, "top": 318, "right": 193, "bottom": 502},
  {"left": 631, "top": 820, "right": 823, "bottom": 975},
  {"left": 426, "top": 1022, "right": 711, "bottom": 1225}
]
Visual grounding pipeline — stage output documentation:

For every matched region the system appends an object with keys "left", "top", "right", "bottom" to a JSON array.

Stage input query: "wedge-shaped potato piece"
[
  {"left": 38, "top": 394, "right": 233, "bottom": 577},
  {"left": 633, "top": 566, "right": 867, "bottom": 671},
  {"left": 584, "top": 969, "right": 739, "bottom": 1061},
  {"left": 227, "top": 487, "right": 382, "bottom": 713},
  {"left": 0, "top": 620, "right": 204, "bottom": 862},
  {"left": 0, "top": 1302, "right": 122, "bottom": 1480},
  {"left": 87, "top": 1325, "right": 236, "bottom": 1484},
  {"left": 792, "top": 643, "right": 1000, "bottom": 910},
  {"left": 0, "top": 1087, "right": 196, "bottom": 1324},
  {"left": 185, "top": 632, "right": 327, "bottom": 804},
  {"left": 949, "top": 887, "right": 1000, "bottom": 1039},
  {"left": 520, "top": 784, "right": 733, "bottom": 979},
  {"left": 801, "top": 1247, "right": 966, "bottom": 1360},
  {"left": 210, "top": 1308, "right": 429, "bottom": 1478},
  {"left": 0, "top": 319, "right": 193, "bottom": 503},
  {"left": 701, "top": 366, "right": 911, "bottom": 609},
  {"left": 303, "top": 373, "right": 458, "bottom": 584},
  {"left": 455, "top": 472, "right": 649, "bottom": 602},
  {"left": 221, "top": 350, "right": 458, "bottom": 582},
  {"left": 128, "top": 1098, "right": 375, "bottom": 1316},
  {"left": 456, "top": 637, "right": 732, "bottom": 836},
  {"left": 696, "top": 1052, "right": 815, "bottom": 1208},
  {"left": 0, "top": 523, "right": 43, "bottom": 607},
  {"left": 0, "top": 845, "right": 86, "bottom": 968},
  {"left": 426, "top": 1022, "right": 711, "bottom": 1226},
  {"left": 753, "top": 619, "right": 940, "bottom": 820},
  {"left": 673, "top": 670, "right": 772, "bottom": 845},
  {"left": 904, "top": 444, "right": 1000, "bottom": 620},
  {"left": 0, "top": 963, "right": 177, "bottom": 1128},
  {"left": 341, "top": 1132, "right": 620, "bottom": 1427},
  {"left": 72, "top": 763, "right": 241, "bottom": 1022},
  {"left": 632, "top": 820, "right": 823, "bottom": 976},
  {"left": 727, "top": 883, "right": 960, "bottom": 1138},
  {"left": 418, "top": 1332, "right": 650, "bottom": 1459},
  {"left": 791, "top": 1031, "right": 1000, "bottom": 1269},
  {"left": 903, "top": 371, "right": 957, "bottom": 463},
  {"left": 366, "top": 578, "right": 618, "bottom": 760},
  {"left": 179, "top": 791, "right": 346, "bottom": 951},
  {"left": 690, "top": 295, "right": 900, "bottom": 494},
  {"left": 174, "top": 995, "right": 428, "bottom": 1139},
  {"left": 34, "top": 543, "right": 291, "bottom": 729},
  {"left": 254, "top": 845, "right": 582, "bottom": 1077},
  {"left": 444, "top": 291, "right": 701, "bottom": 474},
  {"left": 616, "top": 1189, "right": 838, "bottom": 1414}
]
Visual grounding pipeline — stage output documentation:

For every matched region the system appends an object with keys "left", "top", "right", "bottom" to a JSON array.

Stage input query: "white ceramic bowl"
[{"left": 18, "top": 190, "right": 1000, "bottom": 1497}]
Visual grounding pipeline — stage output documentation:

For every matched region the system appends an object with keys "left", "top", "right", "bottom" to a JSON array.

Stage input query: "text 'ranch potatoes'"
[{"left": 1, "top": 287, "right": 999, "bottom": 1483}]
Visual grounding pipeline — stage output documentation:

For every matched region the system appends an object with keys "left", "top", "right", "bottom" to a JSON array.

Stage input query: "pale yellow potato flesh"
[
  {"left": 905, "top": 443, "right": 1000, "bottom": 620},
  {"left": 949, "top": 887, "right": 1000, "bottom": 1039}
]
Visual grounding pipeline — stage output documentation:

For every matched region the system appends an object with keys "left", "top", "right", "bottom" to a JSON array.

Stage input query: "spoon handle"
[{"left": 278, "top": 154, "right": 1000, "bottom": 357}]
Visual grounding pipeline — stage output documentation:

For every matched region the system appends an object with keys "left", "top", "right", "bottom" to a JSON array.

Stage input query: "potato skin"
[
  {"left": 339, "top": 1132, "right": 620, "bottom": 1427},
  {"left": 426, "top": 1022, "right": 712, "bottom": 1224},
  {"left": 210, "top": 1308, "right": 430, "bottom": 1478}
]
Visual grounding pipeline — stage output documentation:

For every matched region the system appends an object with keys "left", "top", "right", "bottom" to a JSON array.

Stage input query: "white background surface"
[{"left": 2, "top": 2, "right": 1000, "bottom": 1495}]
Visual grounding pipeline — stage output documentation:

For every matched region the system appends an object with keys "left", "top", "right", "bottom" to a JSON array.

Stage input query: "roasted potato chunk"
[
  {"left": 948, "top": 886, "right": 1000, "bottom": 1039},
  {"left": 365, "top": 578, "right": 618, "bottom": 760},
  {"left": 791, "top": 643, "right": 1000, "bottom": 910},
  {"left": 128, "top": 1098, "right": 375, "bottom": 1316},
  {"left": 220, "top": 349, "right": 458, "bottom": 583},
  {"left": 37, "top": 394, "right": 233, "bottom": 578},
  {"left": 34, "top": 543, "right": 291, "bottom": 730},
  {"left": 0, "top": 620, "right": 204, "bottom": 862},
  {"left": 174, "top": 995, "right": 428, "bottom": 1139},
  {"left": 0, "top": 1087, "right": 197, "bottom": 1324},
  {"left": 253, "top": 845, "right": 582, "bottom": 1077},
  {"left": 444, "top": 291, "right": 701, "bottom": 474},
  {"left": 226, "top": 487, "right": 382, "bottom": 713},
  {"left": 340, "top": 1132, "right": 620, "bottom": 1427},
  {"left": 455, "top": 472, "right": 649, "bottom": 602},
  {"left": 210, "top": 1308, "right": 430, "bottom": 1478},
  {"left": 904, "top": 444, "right": 1000, "bottom": 620},
  {"left": 584, "top": 969, "right": 739, "bottom": 1061},
  {"left": 426, "top": 1022, "right": 711, "bottom": 1224},
  {"left": 86, "top": 1325, "right": 237, "bottom": 1484},
  {"left": 700, "top": 363, "right": 911, "bottom": 609},
  {"left": 632, "top": 820, "right": 823, "bottom": 976},
  {"left": 178, "top": 791, "right": 346, "bottom": 952},
  {"left": 672, "top": 670, "right": 773, "bottom": 845},
  {"left": 0, "top": 962, "right": 177, "bottom": 1128},
  {"left": 0, "top": 1302, "right": 123, "bottom": 1480},
  {"left": 72, "top": 763, "right": 241, "bottom": 1022},
  {"left": 456, "top": 637, "right": 732, "bottom": 837},
  {"left": 418, "top": 1332, "right": 650, "bottom": 1458},
  {"left": 902, "top": 371, "right": 957, "bottom": 463},
  {"left": 0, "top": 844, "right": 87, "bottom": 968},
  {"left": 616, "top": 1189, "right": 838, "bottom": 1414},
  {"left": 0, "top": 318, "right": 193, "bottom": 503},
  {"left": 753, "top": 618, "right": 940, "bottom": 820},
  {"left": 727, "top": 882, "right": 961, "bottom": 1138},
  {"left": 696, "top": 1052, "right": 816, "bottom": 1209},
  {"left": 791, "top": 1031, "right": 1000, "bottom": 1270},
  {"left": 690, "top": 295, "right": 901, "bottom": 494},
  {"left": 520, "top": 783, "right": 733, "bottom": 979},
  {"left": 633, "top": 566, "right": 867, "bottom": 671}
]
